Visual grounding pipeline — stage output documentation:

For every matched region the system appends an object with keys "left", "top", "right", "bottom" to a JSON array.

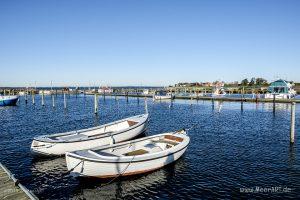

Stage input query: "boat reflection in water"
[
  {"left": 71, "top": 157, "right": 188, "bottom": 199},
  {"left": 30, "top": 154, "right": 188, "bottom": 199}
]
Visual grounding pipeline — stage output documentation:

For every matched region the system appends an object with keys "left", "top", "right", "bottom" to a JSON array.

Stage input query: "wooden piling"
[
  {"left": 144, "top": 97, "right": 148, "bottom": 113},
  {"left": 41, "top": 91, "right": 45, "bottom": 106},
  {"left": 25, "top": 88, "right": 28, "bottom": 104},
  {"left": 290, "top": 102, "right": 296, "bottom": 144},
  {"left": 255, "top": 93, "right": 258, "bottom": 103},
  {"left": 94, "top": 93, "right": 98, "bottom": 114},
  {"left": 52, "top": 94, "right": 55, "bottom": 107},
  {"left": 25, "top": 94, "right": 28, "bottom": 104},
  {"left": 273, "top": 94, "right": 276, "bottom": 114},
  {"left": 32, "top": 91, "right": 35, "bottom": 105},
  {"left": 63, "top": 93, "right": 66, "bottom": 109}
]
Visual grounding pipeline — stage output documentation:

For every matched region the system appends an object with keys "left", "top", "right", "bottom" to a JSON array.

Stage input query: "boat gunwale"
[
  {"left": 66, "top": 133, "right": 189, "bottom": 163},
  {"left": 33, "top": 114, "right": 148, "bottom": 143}
]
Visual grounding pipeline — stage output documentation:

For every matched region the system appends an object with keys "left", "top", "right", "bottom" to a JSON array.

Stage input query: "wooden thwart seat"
[
  {"left": 124, "top": 149, "right": 149, "bottom": 156},
  {"left": 127, "top": 120, "right": 138, "bottom": 127},
  {"left": 154, "top": 139, "right": 178, "bottom": 146},
  {"left": 164, "top": 135, "right": 183, "bottom": 142}
]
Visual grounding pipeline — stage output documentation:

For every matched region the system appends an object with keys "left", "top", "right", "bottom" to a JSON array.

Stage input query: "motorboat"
[{"left": 0, "top": 95, "right": 19, "bottom": 106}]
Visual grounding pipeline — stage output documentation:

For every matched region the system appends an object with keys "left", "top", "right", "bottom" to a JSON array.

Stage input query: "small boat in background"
[
  {"left": 31, "top": 114, "right": 149, "bottom": 156},
  {"left": 0, "top": 95, "right": 19, "bottom": 106},
  {"left": 66, "top": 129, "right": 189, "bottom": 178},
  {"left": 153, "top": 91, "right": 174, "bottom": 100},
  {"left": 212, "top": 86, "right": 226, "bottom": 97},
  {"left": 39, "top": 90, "right": 52, "bottom": 95}
]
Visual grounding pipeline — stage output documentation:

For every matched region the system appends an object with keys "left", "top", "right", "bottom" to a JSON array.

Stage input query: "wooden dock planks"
[{"left": 0, "top": 163, "right": 37, "bottom": 200}]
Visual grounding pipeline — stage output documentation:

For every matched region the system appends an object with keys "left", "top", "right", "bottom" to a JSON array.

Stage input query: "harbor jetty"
[
  {"left": 1, "top": 87, "right": 300, "bottom": 104},
  {"left": 0, "top": 163, "right": 38, "bottom": 200}
]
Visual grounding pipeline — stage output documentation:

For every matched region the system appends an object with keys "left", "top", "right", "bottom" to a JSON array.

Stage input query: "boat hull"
[
  {"left": 0, "top": 96, "right": 19, "bottom": 106},
  {"left": 264, "top": 93, "right": 295, "bottom": 99},
  {"left": 66, "top": 132, "right": 189, "bottom": 178},
  {"left": 31, "top": 119, "right": 148, "bottom": 156},
  {"left": 153, "top": 95, "right": 174, "bottom": 100},
  {"left": 66, "top": 145, "right": 187, "bottom": 178}
]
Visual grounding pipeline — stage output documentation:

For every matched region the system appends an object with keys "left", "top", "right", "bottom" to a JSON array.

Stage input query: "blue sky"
[{"left": 0, "top": 0, "right": 299, "bottom": 86}]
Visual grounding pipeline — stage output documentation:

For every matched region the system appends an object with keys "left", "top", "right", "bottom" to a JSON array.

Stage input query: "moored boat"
[
  {"left": 153, "top": 91, "right": 174, "bottom": 100},
  {"left": 211, "top": 86, "right": 226, "bottom": 97},
  {"left": 65, "top": 129, "right": 189, "bottom": 178},
  {"left": 39, "top": 90, "right": 52, "bottom": 95},
  {"left": 264, "top": 79, "right": 296, "bottom": 99},
  {"left": 31, "top": 114, "right": 149, "bottom": 156},
  {"left": 0, "top": 95, "right": 19, "bottom": 106}
]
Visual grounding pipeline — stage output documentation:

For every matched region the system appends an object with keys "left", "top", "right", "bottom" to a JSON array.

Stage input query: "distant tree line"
[{"left": 240, "top": 77, "right": 268, "bottom": 86}]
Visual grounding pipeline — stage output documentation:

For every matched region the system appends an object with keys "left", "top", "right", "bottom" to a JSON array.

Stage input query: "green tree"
[
  {"left": 241, "top": 78, "right": 249, "bottom": 86},
  {"left": 249, "top": 77, "right": 256, "bottom": 86},
  {"left": 255, "top": 78, "right": 268, "bottom": 86}
]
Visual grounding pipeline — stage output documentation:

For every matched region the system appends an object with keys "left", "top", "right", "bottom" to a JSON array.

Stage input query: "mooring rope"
[
  {"left": 61, "top": 159, "right": 84, "bottom": 177},
  {"left": 99, "top": 155, "right": 136, "bottom": 188}
]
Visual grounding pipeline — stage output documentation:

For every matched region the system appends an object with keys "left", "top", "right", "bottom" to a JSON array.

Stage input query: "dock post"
[
  {"left": 94, "top": 93, "right": 98, "bottom": 114},
  {"left": 273, "top": 94, "right": 276, "bottom": 114},
  {"left": 25, "top": 88, "right": 28, "bottom": 104},
  {"left": 64, "top": 93, "right": 67, "bottom": 109},
  {"left": 255, "top": 93, "right": 258, "bottom": 103},
  {"left": 52, "top": 94, "right": 55, "bottom": 107},
  {"left": 126, "top": 91, "right": 128, "bottom": 102},
  {"left": 290, "top": 102, "right": 296, "bottom": 144},
  {"left": 41, "top": 91, "right": 45, "bottom": 106},
  {"left": 144, "top": 97, "right": 148, "bottom": 113},
  {"left": 32, "top": 91, "right": 35, "bottom": 105},
  {"left": 25, "top": 93, "right": 28, "bottom": 104}
]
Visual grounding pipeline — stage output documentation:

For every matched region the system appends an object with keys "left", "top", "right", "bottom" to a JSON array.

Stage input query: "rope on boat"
[
  {"left": 99, "top": 155, "right": 136, "bottom": 188},
  {"left": 62, "top": 159, "right": 84, "bottom": 177},
  {"left": 173, "top": 122, "right": 199, "bottom": 135},
  {"left": 186, "top": 122, "right": 200, "bottom": 132}
]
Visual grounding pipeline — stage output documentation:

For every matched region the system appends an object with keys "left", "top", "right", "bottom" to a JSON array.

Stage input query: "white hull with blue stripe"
[{"left": 0, "top": 95, "right": 19, "bottom": 106}]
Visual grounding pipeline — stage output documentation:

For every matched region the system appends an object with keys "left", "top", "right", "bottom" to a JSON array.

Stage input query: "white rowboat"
[
  {"left": 66, "top": 129, "right": 189, "bottom": 178},
  {"left": 31, "top": 114, "right": 149, "bottom": 156}
]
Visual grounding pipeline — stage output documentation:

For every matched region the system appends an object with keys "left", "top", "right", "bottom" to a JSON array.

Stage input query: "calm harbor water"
[{"left": 0, "top": 95, "right": 299, "bottom": 199}]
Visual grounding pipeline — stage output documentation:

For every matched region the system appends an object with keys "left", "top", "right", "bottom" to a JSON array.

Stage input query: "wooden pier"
[
  {"left": 103, "top": 93, "right": 300, "bottom": 103},
  {"left": 0, "top": 163, "right": 38, "bottom": 200}
]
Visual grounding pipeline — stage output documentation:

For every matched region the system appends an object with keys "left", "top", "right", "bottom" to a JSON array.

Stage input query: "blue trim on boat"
[{"left": 0, "top": 96, "right": 19, "bottom": 106}]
